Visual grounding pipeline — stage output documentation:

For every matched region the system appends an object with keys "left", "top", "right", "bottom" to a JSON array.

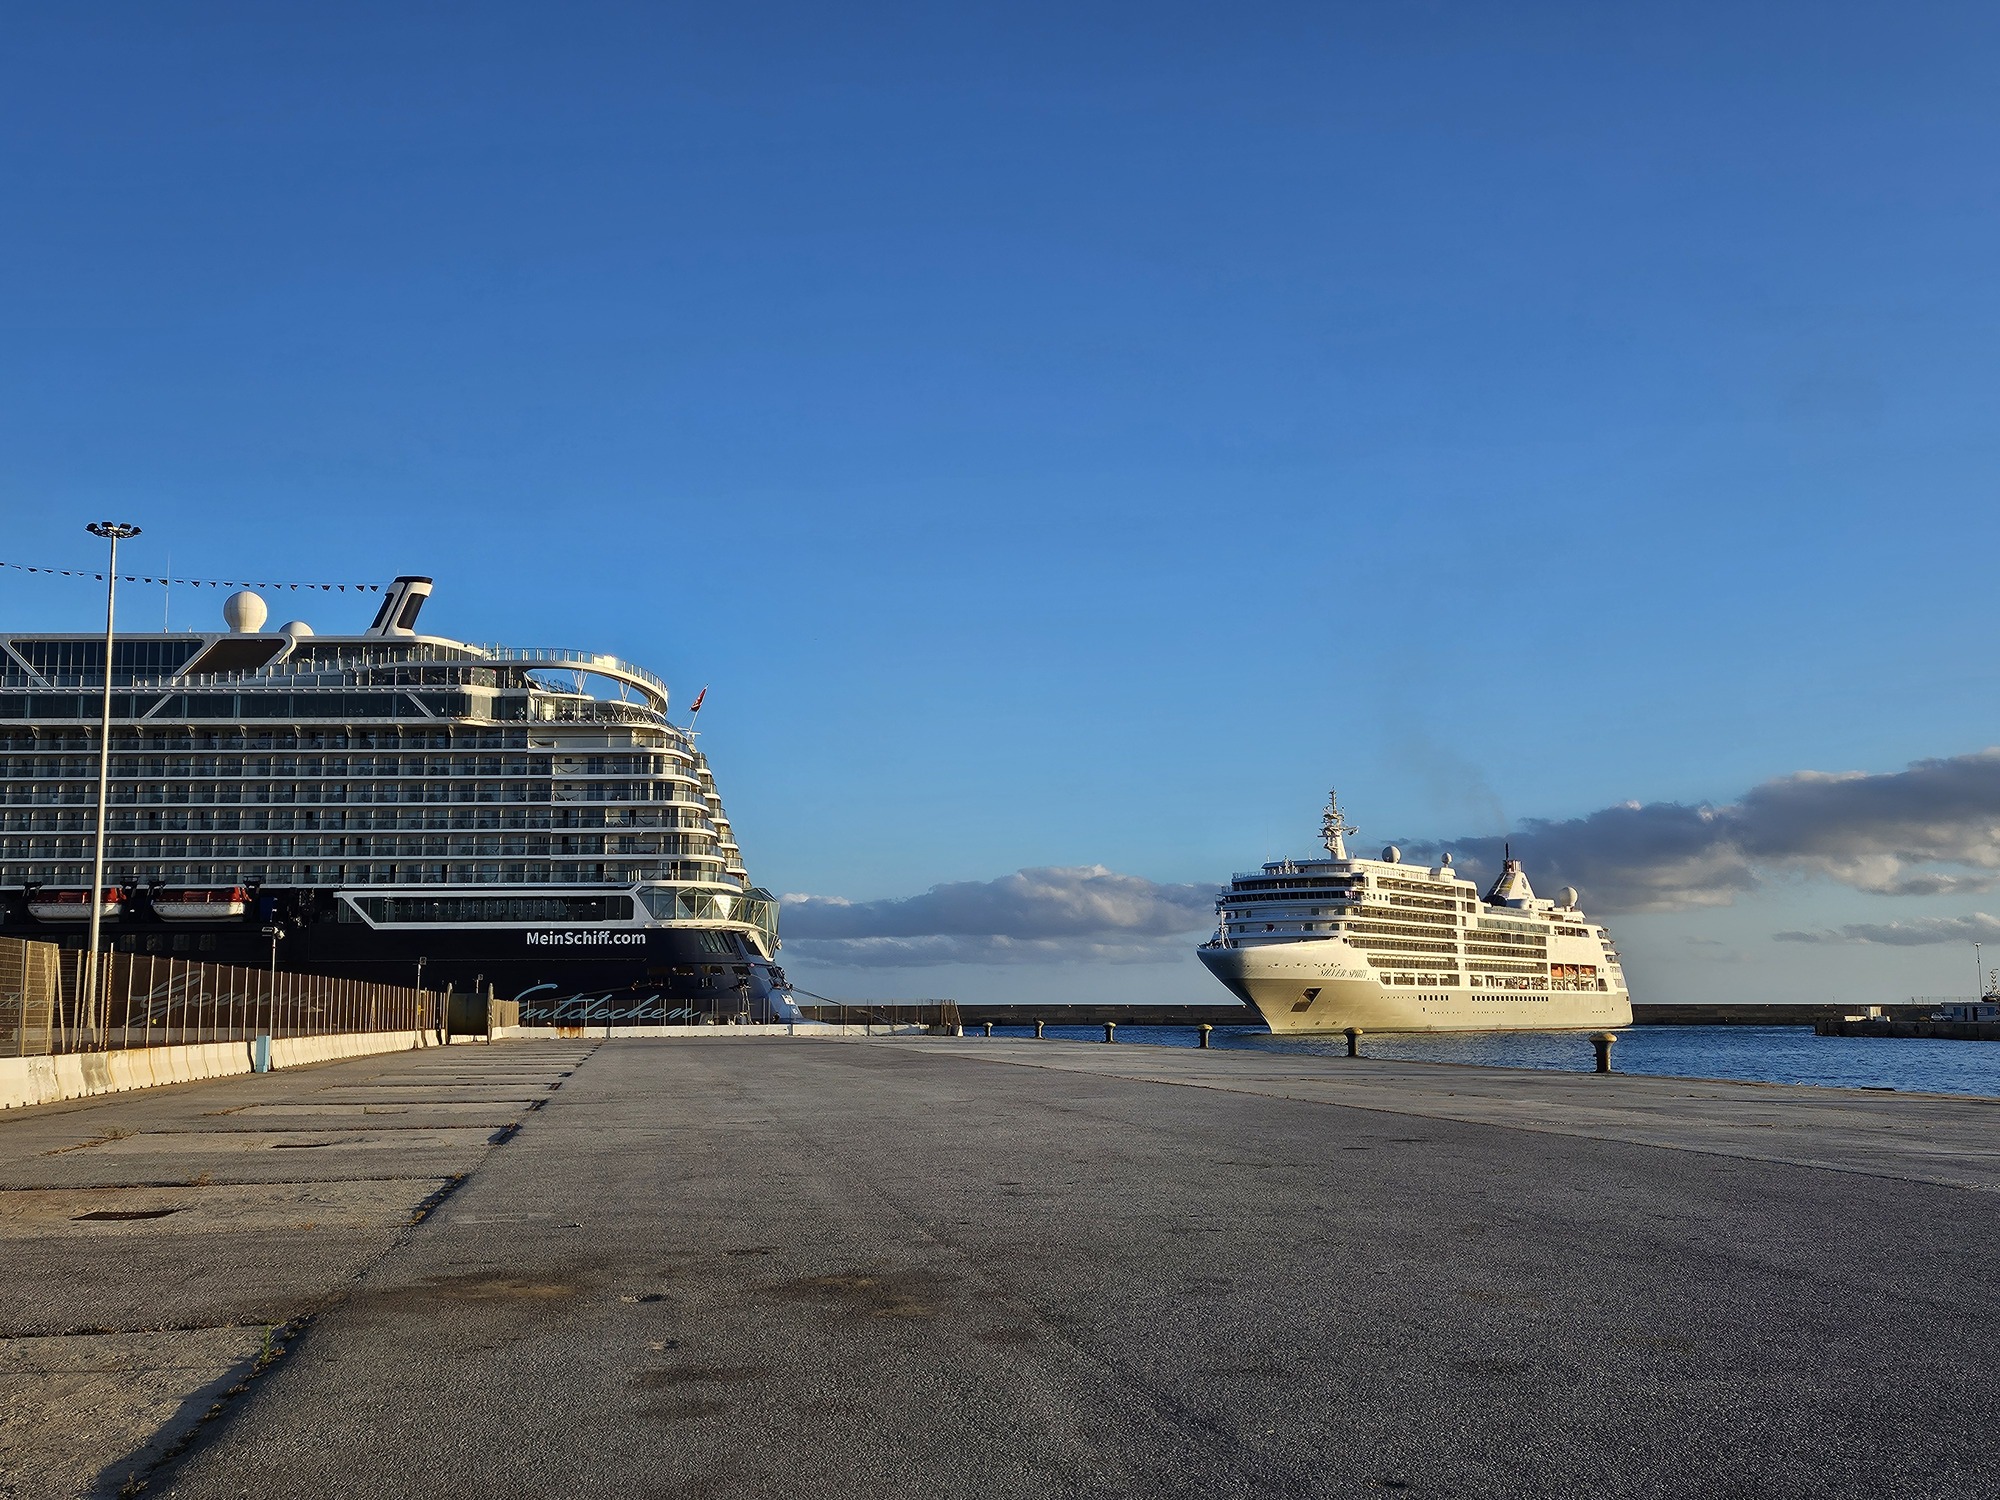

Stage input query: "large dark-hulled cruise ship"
[{"left": 0, "top": 577, "right": 798, "bottom": 1024}]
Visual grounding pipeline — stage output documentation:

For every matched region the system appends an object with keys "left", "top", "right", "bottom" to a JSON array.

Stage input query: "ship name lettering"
[{"left": 525, "top": 930, "right": 647, "bottom": 947}]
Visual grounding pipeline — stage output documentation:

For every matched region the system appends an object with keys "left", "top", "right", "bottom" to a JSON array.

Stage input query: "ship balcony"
[{"left": 528, "top": 700, "right": 670, "bottom": 728}]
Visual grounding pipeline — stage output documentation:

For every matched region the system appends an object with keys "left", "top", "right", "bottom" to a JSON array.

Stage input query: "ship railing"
[
  {"left": 533, "top": 701, "right": 671, "bottom": 727},
  {"left": 1230, "top": 866, "right": 1345, "bottom": 881},
  {"left": 468, "top": 646, "right": 670, "bottom": 703},
  {"left": 4, "top": 666, "right": 498, "bottom": 692}
]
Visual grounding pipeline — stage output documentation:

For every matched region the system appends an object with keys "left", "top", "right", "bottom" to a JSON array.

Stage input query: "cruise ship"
[
  {"left": 1197, "top": 793, "right": 1632, "bottom": 1034},
  {"left": 0, "top": 577, "right": 799, "bottom": 1025}
]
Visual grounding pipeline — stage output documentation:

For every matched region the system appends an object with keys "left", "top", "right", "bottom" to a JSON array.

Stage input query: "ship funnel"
[
  {"left": 366, "top": 576, "right": 434, "bottom": 637},
  {"left": 1485, "top": 857, "right": 1538, "bottom": 909}
]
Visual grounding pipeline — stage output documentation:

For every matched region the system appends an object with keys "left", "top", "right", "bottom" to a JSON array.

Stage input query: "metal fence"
[
  {"left": 0, "top": 935, "right": 434, "bottom": 1057},
  {"left": 794, "top": 995, "right": 961, "bottom": 1033},
  {"left": 0, "top": 938, "right": 58, "bottom": 1057}
]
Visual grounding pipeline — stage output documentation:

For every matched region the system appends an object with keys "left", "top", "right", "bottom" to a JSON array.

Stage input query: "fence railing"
[
  {"left": 0, "top": 935, "right": 435, "bottom": 1057},
  {"left": 793, "top": 996, "right": 962, "bottom": 1033},
  {"left": 0, "top": 938, "right": 58, "bottom": 1058}
]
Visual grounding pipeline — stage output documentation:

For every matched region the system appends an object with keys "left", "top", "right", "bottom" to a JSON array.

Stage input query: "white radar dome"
[
  {"left": 1559, "top": 886, "right": 1579, "bottom": 908},
  {"left": 278, "top": 620, "right": 313, "bottom": 637},
  {"left": 1439, "top": 852, "right": 1453, "bottom": 866},
  {"left": 1382, "top": 845, "right": 1402, "bottom": 864},
  {"left": 222, "top": 591, "right": 268, "bottom": 633}
]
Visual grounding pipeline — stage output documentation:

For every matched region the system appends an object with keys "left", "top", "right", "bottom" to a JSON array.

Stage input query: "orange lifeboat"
[
  {"left": 150, "top": 886, "right": 251, "bottom": 921},
  {"left": 27, "top": 888, "right": 124, "bottom": 921}
]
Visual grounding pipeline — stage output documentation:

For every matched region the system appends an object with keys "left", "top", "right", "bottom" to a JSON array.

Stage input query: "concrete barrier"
[
  {"left": 503, "top": 1022, "right": 927, "bottom": 1040},
  {"left": 0, "top": 1030, "right": 435, "bottom": 1111}
]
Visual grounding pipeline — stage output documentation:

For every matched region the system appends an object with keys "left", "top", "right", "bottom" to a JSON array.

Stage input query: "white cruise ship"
[{"left": 1197, "top": 792, "right": 1632, "bottom": 1034}]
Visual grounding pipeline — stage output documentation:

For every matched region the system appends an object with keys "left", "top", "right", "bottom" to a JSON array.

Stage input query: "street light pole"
[
  {"left": 261, "top": 924, "right": 282, "bottom": 1035},
  {"left": 82, "top": 521, "right": 141, "bottom": 1048},
  {"left": 1977, "top": 942, "right": 1984, "bottom": 1002}
]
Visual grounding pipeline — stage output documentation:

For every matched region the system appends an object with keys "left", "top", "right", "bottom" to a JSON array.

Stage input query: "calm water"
[{"left": 997, "top": 1024, "right": 2000, "bottom": 1097}]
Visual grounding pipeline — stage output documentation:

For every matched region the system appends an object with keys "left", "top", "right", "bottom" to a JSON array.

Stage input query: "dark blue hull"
[{"left": 0, "top": 887, "right": 797, "bottom": 1025}]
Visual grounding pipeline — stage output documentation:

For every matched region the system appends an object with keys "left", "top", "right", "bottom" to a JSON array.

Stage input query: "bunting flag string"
[{"left": 0, "top": 560, "right": 382, "bottom": 592}]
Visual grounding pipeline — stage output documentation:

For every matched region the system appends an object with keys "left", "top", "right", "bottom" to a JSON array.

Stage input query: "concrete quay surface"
[
  {"left": 1, "top": 1038, "right": 1994, "bottom": 1498},
  {"left": 0, "top": 1040, "right": 590, "bottom": 1498}
]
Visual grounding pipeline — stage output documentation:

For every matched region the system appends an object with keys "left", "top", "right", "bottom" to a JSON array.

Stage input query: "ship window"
[{"left": 352, "top": 894, "right": 636, "bottom": 924}]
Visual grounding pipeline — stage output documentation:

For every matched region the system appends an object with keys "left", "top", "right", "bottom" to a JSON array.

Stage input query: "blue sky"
[{"left": 5, "top": 3, "right": 2000, "bottom": 1006}]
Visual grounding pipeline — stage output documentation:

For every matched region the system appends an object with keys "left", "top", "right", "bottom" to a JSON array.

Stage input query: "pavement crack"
[
  {"left": 111, "top": 1316, "right": 312, "bottom": 1497},
  {"left": 408, "top": 1174, "right": 469, "bottom": 1225}
]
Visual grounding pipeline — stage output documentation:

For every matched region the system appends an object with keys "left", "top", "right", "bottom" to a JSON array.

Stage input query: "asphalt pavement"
[
  {"left": 0, "top": 1040, "right": 590, "bottom": 1498},
  {"left": 79, "top": 1036, "right": 2000, "bottom": 1499}
]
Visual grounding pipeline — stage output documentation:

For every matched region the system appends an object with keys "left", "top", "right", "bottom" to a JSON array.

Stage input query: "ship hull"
[
  {"left": 0, "top": 892, "right": 800, "bottom": 1026},
  {"left": 1198, "top": 941, "right": 1631, "bottom": 1034}
]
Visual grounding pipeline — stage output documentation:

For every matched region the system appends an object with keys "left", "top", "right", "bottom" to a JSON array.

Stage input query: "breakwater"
[
  {"left": 798, "top": 1000, "right": 1255, "bottom": 1027},
  {"left": 1631, "top": 1002, "right": 1934, "bottom": 1025},
  {"left": 1816, "top": 1015, "right": 2000, "bottom": 1041},
  {"left": 803, "top": 1000, "right": 1936, "bottom": 1029}
]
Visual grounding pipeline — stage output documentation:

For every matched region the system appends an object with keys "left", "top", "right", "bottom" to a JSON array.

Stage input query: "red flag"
[{"left": 688, "top": 686, "right": 707, "bottom": 716}]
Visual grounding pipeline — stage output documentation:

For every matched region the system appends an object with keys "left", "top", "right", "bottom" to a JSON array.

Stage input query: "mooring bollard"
[
  {"left": 1198, "top": 1024, "right": 1213, "bottom": 1049},
  {"left": 1103, "top": 1021, "right": 1117, "bottom": 1043},
  {"left": 1345, "top": 1026, "right": 1363, "bottom": 1058},
  {"left": 1033, "top": 1019, "right": 1045, "bottom": 1039},
  {"left": 983, "top": 1022, "right": 993, "bottom": 1037},
  {"left": 1591, "top": 1031, "right": 1617, "bottom": 1074}
]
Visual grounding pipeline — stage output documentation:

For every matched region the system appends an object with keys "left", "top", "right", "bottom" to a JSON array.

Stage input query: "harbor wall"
[
  {"left": 807, "top": 1001, "right": 1933, "bottom": 1028},
  {"left": 802, "top": 1002, "right": 1255, "bottom": 1027},
  {"left": 1631, "top": 1003, "right": 1936, "bottom": 1025},
  {"left": 0, "top": 1029, "right": 435, "bottom": 1111},
  {"left": 1815, "top": 1017, "right": 2000, "bottom": 1041}
]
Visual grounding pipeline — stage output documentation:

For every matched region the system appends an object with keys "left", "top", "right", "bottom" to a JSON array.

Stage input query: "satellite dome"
[
  {"left": 278, "top": 620, "right": 313, "bottom": 637},
  {"left": 222, "top": 591, "right": 268, "bottom": 633},
  {"left": 1382, "top": 845, "right": 1402, "bottom": 864},
  {"left": 1559, "top": 886, "right": 1579, "bottom": 908},
  {"left": 1439, "top": 852, "right": 1453, "bottom": 866}
]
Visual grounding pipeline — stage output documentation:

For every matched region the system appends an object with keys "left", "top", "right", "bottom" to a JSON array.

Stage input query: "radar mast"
[{"left": 1320, "top": 789, "right": 1356, "bottom": 858}]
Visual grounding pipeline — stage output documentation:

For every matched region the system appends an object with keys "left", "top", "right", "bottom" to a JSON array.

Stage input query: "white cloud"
[
  {"left": 1773, "top": 913, "right": 2000, "bottom": 946},
  {"left": 782, "top": 865, "right": 1217, "bottom": 967},
  {"left": 1407, "top": 748, "right": 2000, "bottom": 913}
]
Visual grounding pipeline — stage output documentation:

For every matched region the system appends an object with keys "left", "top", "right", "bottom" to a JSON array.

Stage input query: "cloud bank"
[
  {"left": 782, "top": 865, "right": 1217, "bottom": 967},
  {"left": 1774, "top": 914, "right": 2000, "bottom": 946},
  {"left": 779, "top": 748, "right": 2000, "bottom": 968},
  {"left": 1407, "top": 749, "right": 2000, "bottom": 913}
]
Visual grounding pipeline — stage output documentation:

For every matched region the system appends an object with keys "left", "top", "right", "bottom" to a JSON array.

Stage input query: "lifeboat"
[
  {"left": 27, "top": 888, "right": 124, "bottom": 921},
  {"left": 150, "top": 886, "right": 251, "bottom": 921}
]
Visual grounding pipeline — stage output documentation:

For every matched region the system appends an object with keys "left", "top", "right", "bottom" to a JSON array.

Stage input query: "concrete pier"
[{"left": 1, "top": 1038, "right": 1994, "bottom": 1497}]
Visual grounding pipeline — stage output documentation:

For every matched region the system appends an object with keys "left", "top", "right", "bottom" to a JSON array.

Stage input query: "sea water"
[{"left": 1004, "top": 1024, "right": 2000, "bottom": 1097}]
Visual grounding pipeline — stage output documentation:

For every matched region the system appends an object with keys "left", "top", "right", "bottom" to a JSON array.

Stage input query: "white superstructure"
[{"left": 1197, "top": 792, "right": 1632, "bottom": 1034}]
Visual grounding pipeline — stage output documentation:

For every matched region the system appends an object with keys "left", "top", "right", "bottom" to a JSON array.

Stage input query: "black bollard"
[
  {"left": 1103, "top": 1021, "right": 1117, "bottom": 1043},
  {"left": 1590, "top": 1031, "right": 1617, "bottom": 1073},
  {"left": 1034, "top": 1019, "right": 1045, "bottom": 1039},
  {"left": 1345, "top": 1026, "right": 1363, "bottom": 1058},
  {"left": 1198, "top": 1023, "right": 1213, "bottom": 1049},
  {"left": 983, "top": 1022, "right": 993, "bottom": 1037}
]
